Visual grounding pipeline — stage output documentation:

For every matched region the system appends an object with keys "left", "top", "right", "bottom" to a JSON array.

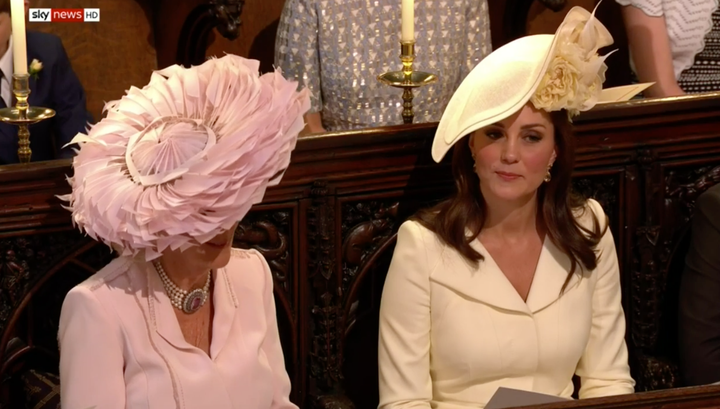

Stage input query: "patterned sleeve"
[
  {"left": 460, "top": 0, "right": 493, "bottom": 81},
  {"left": 615, "top": 0, "right": 664, "bottom": 17},
  {"left": 274, "top": 0, "right": 323, "bottom": 113}
]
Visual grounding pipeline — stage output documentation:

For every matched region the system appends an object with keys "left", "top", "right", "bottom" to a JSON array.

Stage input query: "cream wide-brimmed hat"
[
  {"left": 431, "top": 5, "right": 651, "bottom": 163},
  {"left": 60, "top": 55, "right": 311, "bottom": 260}
]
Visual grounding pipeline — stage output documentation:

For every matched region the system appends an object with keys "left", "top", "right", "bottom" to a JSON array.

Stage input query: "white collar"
[{"left": 0, "top": 36, "right": 14, "bottom": 80}]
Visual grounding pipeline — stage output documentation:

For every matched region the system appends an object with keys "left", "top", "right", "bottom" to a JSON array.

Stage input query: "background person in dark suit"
[
  {"left": 679, "top": 183, "right": 720, "bottom": 385},
  {"left": 0, "top": 0, "right": 92, "bottom": 164}
]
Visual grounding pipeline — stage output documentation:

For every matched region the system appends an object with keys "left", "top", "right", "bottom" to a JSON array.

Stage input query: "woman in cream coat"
[{"left": 378, "top": 6, "right": 641, "bottom": 409}]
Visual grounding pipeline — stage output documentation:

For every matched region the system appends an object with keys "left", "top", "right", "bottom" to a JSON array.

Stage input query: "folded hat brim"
[
  {"left": 598, "top": 83, "right": 654, "bottom": 103},
  {"left": 432, "top": 34, "right": 556, "bottom": 163},
  {"left": 431, "top": 6, "right": 625, "bottom": 163}
]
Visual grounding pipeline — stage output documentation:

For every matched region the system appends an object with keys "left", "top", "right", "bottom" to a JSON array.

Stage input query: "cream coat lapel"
[
  {"left": 526, "top": 238, "right": 581, "bottom": 313},
  {"left": 429, "top": 237, "right": 580, "bottom": 314},
  {"left": 429, "top": 240, "right": 530, "bottom": 314}
]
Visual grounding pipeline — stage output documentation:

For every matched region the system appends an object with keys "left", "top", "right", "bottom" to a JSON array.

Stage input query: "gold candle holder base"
[
  {"left": 378, "top": 40, "right": 438, "bottom": 124},
  {"left": 0, "top": 74, "right": 56, "bottom": 164}
]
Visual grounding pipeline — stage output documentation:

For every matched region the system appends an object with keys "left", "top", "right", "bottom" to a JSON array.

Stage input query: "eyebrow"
[{"left": 489, "top": 122, "right": 547, "bottom": 130}]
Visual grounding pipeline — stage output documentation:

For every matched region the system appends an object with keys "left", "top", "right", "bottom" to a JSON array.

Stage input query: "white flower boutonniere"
[{"left": 28, "top": 59, "right": 43, "bottom": 80}]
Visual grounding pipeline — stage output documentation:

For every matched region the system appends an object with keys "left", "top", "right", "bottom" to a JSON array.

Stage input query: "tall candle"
[
  {"left": 401, "top": 0, "right": 414, "bottom": 42},
  {"left": 10, "top": 0, "right": 26, "bottom": 75}
]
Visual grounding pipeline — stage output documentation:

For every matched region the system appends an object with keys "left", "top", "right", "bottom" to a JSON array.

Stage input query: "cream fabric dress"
[{"left": 378, "top": 199, "right": 635, "bottom": 409}]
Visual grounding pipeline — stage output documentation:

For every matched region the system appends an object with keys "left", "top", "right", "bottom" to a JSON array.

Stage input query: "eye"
[
  {"left": 484, "top": 129, "right": 503, "bottom": 140},
  {"left": 523, "top": 132, "right": 543, "bottom": 143}
]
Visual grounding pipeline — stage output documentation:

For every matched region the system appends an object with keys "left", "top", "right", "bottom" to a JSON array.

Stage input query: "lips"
[{"left": 495, "top": 171, "right": 521, "bottom": 180}]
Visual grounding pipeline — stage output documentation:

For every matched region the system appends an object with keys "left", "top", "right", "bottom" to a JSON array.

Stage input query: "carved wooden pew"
[{"left": 1, "top": 93, "right": 720, "bottom": 408}]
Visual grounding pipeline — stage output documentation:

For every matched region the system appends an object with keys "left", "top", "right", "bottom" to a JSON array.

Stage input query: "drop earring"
[{"left": 544, "top": 164, "right": 552, "bottom": 182}]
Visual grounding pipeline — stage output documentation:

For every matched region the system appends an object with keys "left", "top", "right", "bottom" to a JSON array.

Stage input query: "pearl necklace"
[{"left": 152, "top": 260, "right": 211, "bottom": 314}]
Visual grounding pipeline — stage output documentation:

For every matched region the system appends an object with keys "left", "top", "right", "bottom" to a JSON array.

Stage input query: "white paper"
[{"left": 485, "top": 387, "right": 570, "bottom": 409}]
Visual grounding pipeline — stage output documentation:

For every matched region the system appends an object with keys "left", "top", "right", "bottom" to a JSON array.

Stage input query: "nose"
[{"left": 500, "top": 136, "right": 519, "bottom": 163}]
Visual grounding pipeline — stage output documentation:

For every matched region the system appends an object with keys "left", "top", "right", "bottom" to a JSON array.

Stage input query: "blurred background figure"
[
  {"left": 679, "top": 184, "right": 720, "bottom": 386},
  {"left": 274, "top": 0, "right": 492, "bottom": 134},
  {"left": 617, "top": 0, "right": 720, "bottom": 98},
  {"left": 0, "top": 0, "right": 92, "bottom": 164}
]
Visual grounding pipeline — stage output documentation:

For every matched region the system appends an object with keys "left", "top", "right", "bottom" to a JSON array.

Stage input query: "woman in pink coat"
[{"left": 57, "top": 55, "right": 310, "bottom": 409}]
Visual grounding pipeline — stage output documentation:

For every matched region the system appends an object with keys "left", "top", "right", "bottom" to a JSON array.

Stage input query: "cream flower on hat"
[
  {"left": 60, "top": 55, "right": 310, "bottom": 260},
  {"left": 531, "top": 4, "right": 614, "bottom": 117}
]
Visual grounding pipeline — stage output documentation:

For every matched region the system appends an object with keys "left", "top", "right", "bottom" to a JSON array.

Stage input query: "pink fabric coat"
[{"left": 58, "top": 248, "right": 297, "bottom": 409}]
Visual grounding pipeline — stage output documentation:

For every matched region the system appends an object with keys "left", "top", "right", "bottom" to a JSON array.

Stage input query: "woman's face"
[
  {"left": 469, "top": 103, "right": 557, "bottom": 205},
  {"left": 164, "top": 222, "right": 239, "bottom": 273}
]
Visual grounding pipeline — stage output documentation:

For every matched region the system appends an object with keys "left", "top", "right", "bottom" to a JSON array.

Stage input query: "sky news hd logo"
[{"left": 28, "top": 8, "right": 100, "bottom": 22}]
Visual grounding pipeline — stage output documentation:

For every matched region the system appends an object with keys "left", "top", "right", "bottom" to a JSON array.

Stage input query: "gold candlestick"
[
  {"left": 0, "top": 74, "right": 55, "bottom": 163},
  {"left": 378, "top": 40, "right": 438, "bottom": 124}
]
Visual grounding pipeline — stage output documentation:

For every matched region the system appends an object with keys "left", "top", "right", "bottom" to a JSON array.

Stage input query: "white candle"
[
  {"left": 10, "top": 0, "right": 26, "bottom": 75},
  {"left": 401, "top": 0, "right": 414, "bottom": 42}
]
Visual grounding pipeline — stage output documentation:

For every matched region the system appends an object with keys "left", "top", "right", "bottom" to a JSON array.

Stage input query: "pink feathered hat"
[{"left": 60, "top": 55, "right": 311, "bottom": 260}]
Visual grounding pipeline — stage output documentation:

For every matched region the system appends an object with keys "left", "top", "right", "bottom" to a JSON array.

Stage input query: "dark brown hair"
[
  {"left": 413, "top": 110, "right": 606, "bottom": 291},
  {"left": 0, "top": 0, "right": 9, "bottom": 14}
]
